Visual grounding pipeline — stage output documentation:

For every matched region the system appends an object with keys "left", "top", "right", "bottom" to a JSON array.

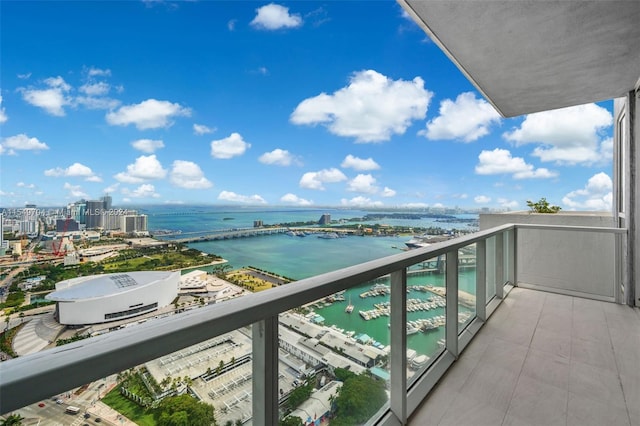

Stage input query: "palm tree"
[{"left": 1, "top": 413, "right": 24, "bottom": 425}]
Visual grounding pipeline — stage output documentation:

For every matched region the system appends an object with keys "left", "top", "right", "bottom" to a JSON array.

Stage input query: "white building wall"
[{"left": 480, "top": 212, "right": 617, "bottom": 301}]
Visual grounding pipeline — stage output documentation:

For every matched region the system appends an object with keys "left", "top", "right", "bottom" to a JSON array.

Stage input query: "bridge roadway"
[{"left": 158, "top": 227, "right": 355, "bottom": 244}]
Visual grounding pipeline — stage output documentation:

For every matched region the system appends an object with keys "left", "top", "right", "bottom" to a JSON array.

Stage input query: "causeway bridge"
[{"left": 157, "top": 227, "right": 355, "bottom": 244}]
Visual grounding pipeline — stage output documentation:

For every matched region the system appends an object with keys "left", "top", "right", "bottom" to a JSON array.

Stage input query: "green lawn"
[
  {"left": 101, "top": 388, "right": 156, "bottom": 426},
  {"left": 102, "top": 256, "right": 150, "bottom": 271}
]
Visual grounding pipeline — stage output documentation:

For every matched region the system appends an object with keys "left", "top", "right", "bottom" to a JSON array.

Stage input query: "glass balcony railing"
[{"left": 0, "top": 223, "right": 625, "bottom": 425}]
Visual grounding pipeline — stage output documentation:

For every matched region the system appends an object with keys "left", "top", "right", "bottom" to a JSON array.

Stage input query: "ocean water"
[
  {"left": 142, "top": 205, "right": 478, "bottom": 237},
  {"left": 145, "top": 206, "right": 478, "bottom": 355}
]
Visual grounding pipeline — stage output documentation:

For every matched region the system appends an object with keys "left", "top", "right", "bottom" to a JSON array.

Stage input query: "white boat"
[
  {"left": 345, "top": 295, "right": 354, "bottom": 313},
  {"left": 404, "top": 234, "right": 433, "bottom": 249},
  {"left": 318, "top": 232, "right": 340, "bottom": 239},
  {"left": 407, "top": 325, "right": 420, "bottom": 335},
  {"left": 410, "top": 354, "right": 430, "bottom": 369}
]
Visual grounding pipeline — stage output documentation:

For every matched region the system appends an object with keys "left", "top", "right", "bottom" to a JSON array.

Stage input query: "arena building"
[{"left": 45, "top": 271, "right": 179, "bottom": 326}]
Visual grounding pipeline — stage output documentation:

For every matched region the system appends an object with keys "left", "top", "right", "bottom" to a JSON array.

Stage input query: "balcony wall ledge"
[{"left": 480, "top": 211, "right": 621, "bottom": 303}]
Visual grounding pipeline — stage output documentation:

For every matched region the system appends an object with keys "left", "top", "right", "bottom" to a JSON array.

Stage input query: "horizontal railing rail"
[{"left": 0, "top": 223, "right": 626, "bottom": 425}]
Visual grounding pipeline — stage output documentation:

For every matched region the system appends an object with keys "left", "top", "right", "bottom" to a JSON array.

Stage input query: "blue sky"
[{"left": 0, "top": 1, "right": 614, "bottom": 211}]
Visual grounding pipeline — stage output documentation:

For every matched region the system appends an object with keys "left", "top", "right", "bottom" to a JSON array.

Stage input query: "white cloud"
[
  {"left": 503, "top": 103, "right": 613, "bottom": 165},
  {"left": 347, "top": 174, "right": 378, "bottom": 194},
  {"left": 421, "top": 92, "right": 501, "bottom": 142},
  {"left": 106, "top": 99, "right": 191, "bottom": 130},
  {"left": 340, "top": 196, "right": 383, "bottom": 208},
  {"left": 599, "top": 137, "right": 613, "bottom": 161},
  {"left": 210, "top": 133, "right": 251, "bottom": 159},
  {"left": 474, "top": 195, "right": 491, "bottom": 204},
  {"left": 497, "top": 198, "right": 519, "bottom": 209},
  {"left": 341, "top": 154, "right": 380, "bottom": 171},
  {"left": 16, "top": 182, "right": 35, "bottom": 189},
  {"left": 79, "top": 82, "right": 110, "bottom": 96},
  {"left": 400, "top": 202, "right": 430, "bottom": 208},
  {"left": 114, "top": 155, "right": 167, "bottom": 183},
  {"left": 103, "top": 183, "right": 120, "bottom": 194},
  {"left": 299, "top": 168, "right": 347, "bottom": 190},
  {"left": 122, "top": 184, "right": 160, "bottom": 199},
  {"left": 291, "top": 70, "right": 432, "bottom": 143},
  {"left": 381, "top": 187, "right": 396, "bottom": 197},
  {"left": 562, "top": 172, "right": 612, "bottom": 211},
  {"left": 87, "top": 67, "right": 111, "bottom": 77},
  {"left": 259, "top": 149, "right": 299, "bottom": 166},
  {"left": 1, "top": 134, "right": 49, "bottom": 154},
  {"left": 280, "top": 193, "right": 313, "bottom": 206},
  {"left": 250, "top": 3, "right": 303, "bottom": 30},
  {"left": 75, "top": 96, "right": 120, "bottom": 110},
  {"left": 169, "top": 160, "right": 213, "bottom": 189},
  {"left": 44, "top": 162, "right": 101, "bottom": 181},
  {"left": 228, "top": 19, "right": 237, "bottom": 31},
  {"left": 193, "top": 123, "right": 215, "bottom": 135},
  {"left": 20, "top": 76, "right": 71, "bottom": 116},
  {"left": 131, "top": 139, "right": 165, "bottom": 153},
  {"left": 218, "top": 190, "right": 267, "bottom": 204},
  {"left": 0, "top": 95, "right": 7, "bottom": 123},
  {"left": 86, "top": 175, "right": 103, "bottom": 183},
  {"left": 475, "top": 148, "right": 558, "bottom": 179},
  {"left": 63, "top": 182, "right": 88, "bottom": 198}
]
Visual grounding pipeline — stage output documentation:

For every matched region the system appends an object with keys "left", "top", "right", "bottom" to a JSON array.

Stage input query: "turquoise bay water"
[{"left": 147, "top": 206, "right": 478, "bottom": 355}]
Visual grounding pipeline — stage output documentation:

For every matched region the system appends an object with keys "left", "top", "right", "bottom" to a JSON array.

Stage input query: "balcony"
[
  {"left": 1, "top": 222, "right": 636, "bottom": 425},
  {"left": 409, "top": 287, "right": 640, "bottom": 425}
]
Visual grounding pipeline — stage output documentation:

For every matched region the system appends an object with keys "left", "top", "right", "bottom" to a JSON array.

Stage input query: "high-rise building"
[
  {"left": 102, "top": 212, "right": 122, "bottom": 231},
  {"left": 20, "top": 206, "right": 39, "bottom": 235},
  {"left": 123, "top": 214, "right": 148, "bottom": 233},
  {"left": 102, "top": 195, "right": 112, "bottom": 210},
  {"left": 0, "top": 212, "right": 5, "bottom": 250},
  {"left": 318, "top": 213, "right": 331, "bottom": 225},
  {"left": 56, "top": 218, "right": 79, "bottom": 233},
  {"left": 67, "top": 202, "right": 87, "bottom": 225},
  {"left": 85, "top": 200, "right": 105, "bottom": 229}
]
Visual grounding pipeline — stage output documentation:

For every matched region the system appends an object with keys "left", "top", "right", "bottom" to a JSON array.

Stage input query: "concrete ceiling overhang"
[{"left": 399, "top": 1, "right": 640, "bottom": 117}]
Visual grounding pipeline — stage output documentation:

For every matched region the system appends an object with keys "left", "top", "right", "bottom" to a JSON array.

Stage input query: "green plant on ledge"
[{"left": 526, "top": 197, "right": 561, "bottom": 213}]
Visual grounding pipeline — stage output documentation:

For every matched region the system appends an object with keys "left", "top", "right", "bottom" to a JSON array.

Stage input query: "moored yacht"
[{"left": 404, "top": 234, "right": 432, "bottom": 249}]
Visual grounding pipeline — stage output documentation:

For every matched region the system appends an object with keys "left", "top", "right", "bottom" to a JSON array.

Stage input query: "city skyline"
[{"left": 0, "top": 1, "right": 614, "bottom": 210}]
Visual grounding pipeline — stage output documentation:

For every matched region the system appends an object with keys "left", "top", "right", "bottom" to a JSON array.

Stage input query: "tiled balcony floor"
[{"left": 409, "top": 287, "right": 640, "bottom": 426}]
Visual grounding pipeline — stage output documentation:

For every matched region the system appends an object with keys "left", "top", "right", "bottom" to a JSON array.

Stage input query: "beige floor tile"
[
  {"left": 567, "top": 391, "right": 631, "bottom": 426},
  {"left": 504, "top": 375, "right": 567, "bottom": 426},
  {"left": 520, "top": 348, "right": 570, "bottom": 391}
]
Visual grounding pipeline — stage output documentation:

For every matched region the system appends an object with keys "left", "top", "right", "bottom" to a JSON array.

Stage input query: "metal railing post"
[
  {"left": 495, "top": 232, "right": 505, "bottom": 299},
  {"left": 476, "top": 240, "right": 487, "bottom": 321},
  {"left": 507, "top": 228, "right": 517, "bottom": 286},
  {"left": 252, "top": 316, "right": 279, "bottom": 426},
  {"left": 446, "top": 250, "right": 459, "bottom": 358},
  {"left": 390, "top": 269, "right": 407, "bottom": 424}
]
